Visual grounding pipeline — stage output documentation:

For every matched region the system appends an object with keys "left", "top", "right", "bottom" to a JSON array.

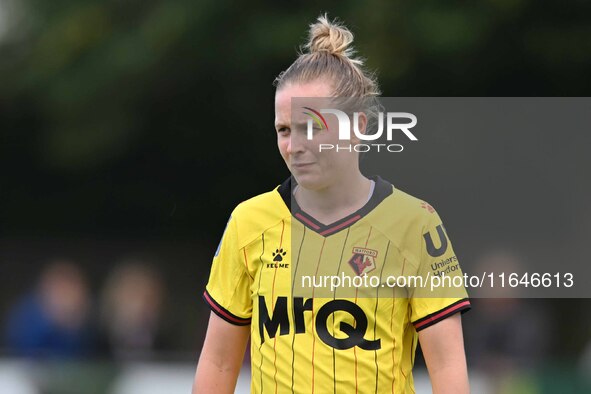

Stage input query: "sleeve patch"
[
  {"left": 203, "top": 289, "right": 251, "bottom": 326},
  {"left": 413, "top": 298, "right": 471, "bottom": 331}
]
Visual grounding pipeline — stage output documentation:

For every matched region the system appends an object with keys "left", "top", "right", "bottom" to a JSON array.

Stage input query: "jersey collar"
[{"left": 277, "top": 175, "right": 393, "bottom": 236}]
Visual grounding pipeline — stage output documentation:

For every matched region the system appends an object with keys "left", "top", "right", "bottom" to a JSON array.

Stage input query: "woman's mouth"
[{"left": 292, "top": 162, "right": 314, "bottom": 168}]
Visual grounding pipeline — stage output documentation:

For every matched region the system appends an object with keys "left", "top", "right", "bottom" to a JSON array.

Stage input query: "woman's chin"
[{"left": 293, "top": 173, "right": 328, "bottom": 191}]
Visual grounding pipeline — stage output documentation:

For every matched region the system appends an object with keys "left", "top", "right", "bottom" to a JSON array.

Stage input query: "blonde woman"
[{"left": 194, "top": 15, "right": 471, "bottom": 394}]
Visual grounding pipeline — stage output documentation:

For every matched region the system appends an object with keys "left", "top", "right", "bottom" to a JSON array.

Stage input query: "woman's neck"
[{"left": 294, "top": 173, "right": 372, "bottom": 225}]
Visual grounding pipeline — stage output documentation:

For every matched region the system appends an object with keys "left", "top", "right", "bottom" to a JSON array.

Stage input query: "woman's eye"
[{"left": 277, "top": 127, "right": 290, "bottom": 134}]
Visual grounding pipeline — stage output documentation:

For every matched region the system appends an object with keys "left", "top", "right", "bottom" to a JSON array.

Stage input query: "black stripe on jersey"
[
  {"left": 412, "top": 298, "right": 472, "bottom": 332},
  {"left": 202, "top": 289, "right": 251, "bottom": 326},
  {"left": 257, "top": 231, "right": 265, "bottom": 394},
  {"left": 332, "top": 227, "right": 350, "bottom": 394},
  {"left": 290, "top": 225, "right": 307, "bottom": 394},
  {"left": 411, "top": 320, "right": 417, "bottom": 367},
  {"left": 277, "top": 175, "right": 394, "bottom": 236},
  {"left": 374, "top": 241, "right": 390, "bottom": 394}
]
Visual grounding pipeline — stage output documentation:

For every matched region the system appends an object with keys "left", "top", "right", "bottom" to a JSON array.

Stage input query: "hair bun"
[
  {"left": 306, "top": 14, "right": 354, "bottom": 57},
  {"left": 274, "top": 14, "right": 379, "bottom": 98}
]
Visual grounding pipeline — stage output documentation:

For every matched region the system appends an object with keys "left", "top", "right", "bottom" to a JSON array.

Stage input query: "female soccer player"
[{"left": 194, "top": 15, "right": 471, "bottom": 394}]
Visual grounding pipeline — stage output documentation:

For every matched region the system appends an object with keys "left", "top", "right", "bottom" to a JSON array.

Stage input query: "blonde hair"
[{"left": 274, "top": 14, "right": 380, "bottom": 98}]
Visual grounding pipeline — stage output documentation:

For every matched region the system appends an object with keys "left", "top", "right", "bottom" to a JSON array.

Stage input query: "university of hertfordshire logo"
[{"left": 348, "top": 247, "right": 377, "bottom": 276}]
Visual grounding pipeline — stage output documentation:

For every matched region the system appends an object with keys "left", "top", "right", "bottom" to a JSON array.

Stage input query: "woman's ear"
[{"left": 351, "top": 111, "right": 368, "bottom": 144}]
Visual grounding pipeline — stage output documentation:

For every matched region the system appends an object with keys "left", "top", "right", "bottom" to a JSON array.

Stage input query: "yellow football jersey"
[{"left": 203, "top": 176, "right": 470, "bottom": 393}]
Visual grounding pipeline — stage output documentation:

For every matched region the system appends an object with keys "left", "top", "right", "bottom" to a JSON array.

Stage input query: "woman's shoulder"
[
  {"left": 373, "top": 177, "right": 434, "bottom": 218},
  {"left": 233, "top": 184, "right": 288, "bottom": 216},
  {"left": 228, "top": 183, "right": 291, "bottom": 246},
  {"left": 373, "top": 180, "right": 443, "bottom": 230},
  {"left": 391, "top": 187, "right": 435, "bottom": 216}
]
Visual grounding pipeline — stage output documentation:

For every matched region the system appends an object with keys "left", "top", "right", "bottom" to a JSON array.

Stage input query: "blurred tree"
[{"left": 0, "top": 0, "right": 589, "bottom": 239}]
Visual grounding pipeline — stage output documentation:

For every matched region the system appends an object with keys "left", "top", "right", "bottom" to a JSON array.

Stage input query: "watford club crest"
[{"left": 348, "top": 247, "right": 377, "bottom": 276}]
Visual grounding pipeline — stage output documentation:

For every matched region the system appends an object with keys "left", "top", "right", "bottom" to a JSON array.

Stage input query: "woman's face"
[{"left": 275, "top": 80, "right": 362, "bottom": 191}]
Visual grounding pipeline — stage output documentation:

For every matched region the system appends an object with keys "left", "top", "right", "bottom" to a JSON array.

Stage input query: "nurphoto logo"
[{"left": 302, "top": 107, "right": 418, "bottom": 153}]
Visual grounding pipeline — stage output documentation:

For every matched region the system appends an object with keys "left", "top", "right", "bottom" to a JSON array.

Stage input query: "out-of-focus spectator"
[
  {"left": 465, "top": 249, "right": 552, "bottom": 393},
  {"left": 4, "top": 260, "right": 93, "bottom": 358},
  {"left": 99, "top": 260, "right": 165, "bottom": 360}
]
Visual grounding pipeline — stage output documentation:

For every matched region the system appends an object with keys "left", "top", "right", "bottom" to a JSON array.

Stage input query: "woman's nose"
[{"left": 288, "top": 131, "right": 306, "bottom": 154}]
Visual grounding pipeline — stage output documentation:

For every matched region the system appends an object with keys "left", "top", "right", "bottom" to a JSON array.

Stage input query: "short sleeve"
[
  {"left": 409, "top": 208, "right": 471, "bottom": 331},
  {"left": 203, "top": 213, "right": 253, "bottom": 326}
]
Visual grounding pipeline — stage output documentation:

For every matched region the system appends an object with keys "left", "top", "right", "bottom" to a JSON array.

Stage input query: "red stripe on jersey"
[
  {"left": 295, "top": 212, "right": 321, "bottom": 230},
  {"left": 271, "top": 237, "right": 280, "bottom": 394},
  {"left": 243, "top": 249, "right": 254, "bottom": 280},
  {"left": 320, "top": 215, "right": 362, "bottom": 236},
  {"left": 279, "top": 219, "right": 285, "bottom": 248}
]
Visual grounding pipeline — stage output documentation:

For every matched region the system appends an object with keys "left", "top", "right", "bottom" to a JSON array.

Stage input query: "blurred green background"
[{"left": 0, "top": 0, "right": 590, "bottom": 393}]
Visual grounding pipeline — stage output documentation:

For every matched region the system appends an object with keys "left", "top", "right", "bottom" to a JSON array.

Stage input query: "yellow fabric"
[{"left": 205, "top": 180, "right": 469, "bottom": 393}]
